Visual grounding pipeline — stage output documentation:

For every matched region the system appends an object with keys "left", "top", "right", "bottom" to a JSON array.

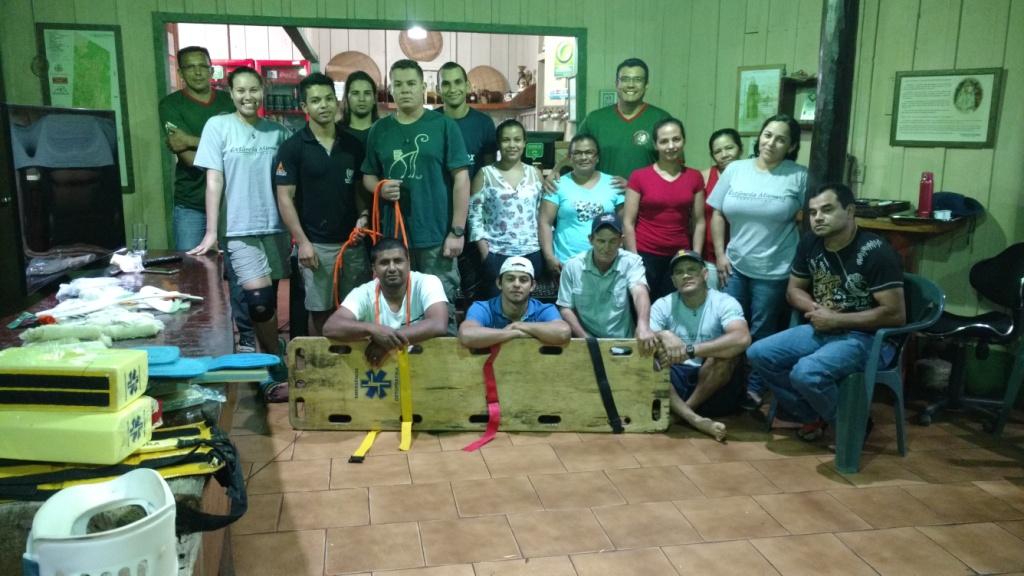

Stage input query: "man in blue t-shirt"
[
  {"left": 748, "top": 183, "right": 906, "bottom": 443},
  {"left": 458, "top": 257, "right": 571, "bottom": 348}
]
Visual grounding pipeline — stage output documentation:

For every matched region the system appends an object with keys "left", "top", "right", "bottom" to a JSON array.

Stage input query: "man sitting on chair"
[
  {"left": 324, "top": 238, "right": 448, "bottom": 365},
  {"left": 458, "top": 257, "right": 571, "bottom": 348},
  {"left": 747, "top": 183, "right": 906, "bottom": 442},
  {"left": 651, "top": 249, "right": 751, "bottom": 441}
]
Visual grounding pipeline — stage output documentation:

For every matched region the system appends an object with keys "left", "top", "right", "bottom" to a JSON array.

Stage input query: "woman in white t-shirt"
[{"left": 706, "top": 114, "right": 807, "bottom": 409}]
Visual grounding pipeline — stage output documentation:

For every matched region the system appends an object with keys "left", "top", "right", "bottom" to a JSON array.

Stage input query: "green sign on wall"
[{"left": 553, "top": 39, "right": 577, "bottom": 78}]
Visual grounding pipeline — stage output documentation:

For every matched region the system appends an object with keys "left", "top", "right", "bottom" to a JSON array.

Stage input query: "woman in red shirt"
[
  {"left": 623, "top": 117, "right": 706, "bottom": 299},
  {"left": 699, "top": 128, "right": 743, "bottom": 288}
]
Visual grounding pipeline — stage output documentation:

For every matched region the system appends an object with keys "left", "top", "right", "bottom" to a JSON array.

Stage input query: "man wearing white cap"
[
  {"left": 458, "top": 256, "right": 571, "bottom": 348},
  {"left": 651, "top": 249, "right": 751, "bottom": 441}
]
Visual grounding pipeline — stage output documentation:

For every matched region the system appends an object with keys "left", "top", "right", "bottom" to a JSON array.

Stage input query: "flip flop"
[
  {"left": 134, "top": 346, "right": 181, "bottom": 365},
  {"left": 148, "top": 358, "right": 209, "bottom": 379},
  {"left": 202, "top": 353, "right": 281, "bottom": 371}
]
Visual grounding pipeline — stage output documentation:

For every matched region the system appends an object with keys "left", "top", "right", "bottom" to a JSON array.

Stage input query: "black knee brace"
[{"left": 244, "top": 287, "right": 276, "bottom": 323}]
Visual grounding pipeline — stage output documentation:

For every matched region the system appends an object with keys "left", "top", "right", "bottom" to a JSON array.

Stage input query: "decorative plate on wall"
[
  {"left": 325, "top": 51, "right": 382, "bottom": 87},
  {"left": 398, "top": 30, "right": 444, "bottom": 62},
  {"left": 467, "top": 65, "right": 510, "bottom": 93}
]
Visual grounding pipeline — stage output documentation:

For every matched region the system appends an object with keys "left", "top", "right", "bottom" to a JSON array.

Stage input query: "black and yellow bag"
[{"left": 0, "top": 423, "right": 247, "bottom": 534}]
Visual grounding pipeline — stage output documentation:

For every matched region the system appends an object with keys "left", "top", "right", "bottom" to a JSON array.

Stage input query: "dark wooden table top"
[{"left": 0, "top": 251, "right": 233, "bottom": 356}]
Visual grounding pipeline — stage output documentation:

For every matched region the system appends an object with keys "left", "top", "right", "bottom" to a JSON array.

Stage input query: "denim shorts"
[{"left": 670, "top": 362, "right": 745, "bottom": 418}]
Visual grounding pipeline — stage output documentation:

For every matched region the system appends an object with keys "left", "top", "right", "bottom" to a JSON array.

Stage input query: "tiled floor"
[{"left": 229, "top": 386, "right": 1024, "bottom": 575}]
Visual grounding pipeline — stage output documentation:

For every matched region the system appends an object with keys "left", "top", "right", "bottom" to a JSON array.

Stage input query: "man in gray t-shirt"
[{"left": 650, "top": 250, "right": 751, "bottom": 441}]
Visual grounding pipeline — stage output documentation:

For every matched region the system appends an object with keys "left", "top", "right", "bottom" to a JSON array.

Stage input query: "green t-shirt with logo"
[
  {"left": 576, "top": 103, "right": 671, "bottom": 180},
  {"left": 158, "top": 89, "right": 235, "bottom": 211},
  {"left": 361, "top": 111, "right": 470, "bottom": 248}
]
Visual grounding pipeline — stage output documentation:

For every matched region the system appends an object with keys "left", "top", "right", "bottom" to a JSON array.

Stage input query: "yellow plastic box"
[
  {"left": 0, "top": 347, "right": 148, "bottom": 411},
  {"left": 0, "top": 395, "right": 156, "bottom": 465}
]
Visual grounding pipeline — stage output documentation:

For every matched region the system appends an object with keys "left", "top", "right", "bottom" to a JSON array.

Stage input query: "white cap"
[{"left": 498, "top": 256, "right": 534, "bottom": 279}]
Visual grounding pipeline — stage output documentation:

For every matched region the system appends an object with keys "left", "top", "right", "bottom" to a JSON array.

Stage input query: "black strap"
[
  {"left": 175, "top": 435, "right": 248, "bottom": 533},
  {"left": 0, "top": 430, "right": 247, "bottom": 534},
  {"left": 586, "top": 337, "right": 624, "bottom": 433}
]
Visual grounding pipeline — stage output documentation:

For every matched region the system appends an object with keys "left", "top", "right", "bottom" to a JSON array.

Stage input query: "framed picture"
[
  {"left": 735, "top": 65, "right": 783, "bottom": 135},
  {"left": 598, "top": 89, "right": 617, "bottom": 108},
  {"left": 890, "top": 67, "right": 1005, "bottom": 148},
  {"left": 36, "top": 23, "right": 134, "bottom": 191},
  {"left": 794, "top": 86, "right": 817, "bottom": 123}
]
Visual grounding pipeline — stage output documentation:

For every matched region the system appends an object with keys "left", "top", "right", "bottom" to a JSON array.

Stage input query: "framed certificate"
[{"left": 890, "top": 68, "right": 1005, "bottom": 148}]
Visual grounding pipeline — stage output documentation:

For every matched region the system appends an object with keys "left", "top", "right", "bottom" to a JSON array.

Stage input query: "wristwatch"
[
  {"left": 449, "top": 225, "right": 465, "bottom": 238},
  {"left": 685, "top": 344, "right": 696, "bottom": 359}
]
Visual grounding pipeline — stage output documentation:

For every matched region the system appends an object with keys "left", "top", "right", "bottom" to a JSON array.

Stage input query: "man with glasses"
[
  {"left": 651, "top": 249, "right": 751, "bottom": 441},
  {"left": 575, "top": 57, "right": 670, "bottom": 184}
]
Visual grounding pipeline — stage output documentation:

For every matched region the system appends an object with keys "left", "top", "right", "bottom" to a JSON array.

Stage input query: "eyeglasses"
[
  {"left": 180, "top": 65, "right": 212, "bottom": 72},
  {"left": 672, "top": 268, "right": 704, "bottom": 278},
  {"left": 571, "top": 150, "right": 597, "bottom": 158},
  {"left": 617, "top": 76, "right": 646, "bottom": 85}
]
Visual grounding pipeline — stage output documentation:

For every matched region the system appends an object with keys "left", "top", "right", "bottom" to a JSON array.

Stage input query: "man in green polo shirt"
[
  {"left": 556, "top": 213, "right": 656, "bottom": 353},
  {"left": 159, "top": 46, "right": 235, "bottom": 250},
  {"left": 545, "top": 57, "right": 670, "bottom": 192},
  {"left": 576, "top": 57, "right": 671, "bottom": 183}
]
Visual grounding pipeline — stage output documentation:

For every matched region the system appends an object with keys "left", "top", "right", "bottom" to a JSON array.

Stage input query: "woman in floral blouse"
[{"left": 468, "top": 119, "right": 545, "bottom": 298}]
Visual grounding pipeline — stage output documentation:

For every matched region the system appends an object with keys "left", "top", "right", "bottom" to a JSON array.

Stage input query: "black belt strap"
[{"left": 586, "top": 337, "right": 624, "bottom": 433}]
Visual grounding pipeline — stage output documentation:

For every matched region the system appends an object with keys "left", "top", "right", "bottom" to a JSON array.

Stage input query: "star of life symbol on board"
[
  {"left": 126, "top": 368, "right": 140, "bottom": 396},
  {"left": 128, "top": 414, "right": 145, "bottom": 443},
  {"left": 360, "top": 369, "right": 393, "bottom": 399}
]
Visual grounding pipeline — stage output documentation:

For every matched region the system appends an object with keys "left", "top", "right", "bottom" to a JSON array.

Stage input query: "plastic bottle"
[{"left": 917, "top": 171, "right": 934, "bottom": 218}]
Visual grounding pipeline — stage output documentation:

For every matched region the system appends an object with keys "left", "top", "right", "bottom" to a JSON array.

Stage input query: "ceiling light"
[{"left": 408, "top": 26, "right": 427, "bottom": 40}]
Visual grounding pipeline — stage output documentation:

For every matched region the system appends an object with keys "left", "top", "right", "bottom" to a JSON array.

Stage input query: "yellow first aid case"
[
  {"left": 0, "top": 347, "right": 148, "bottom": 411},
  {"left": 0, "top": 395, "right": 156, "bottom": 465}
]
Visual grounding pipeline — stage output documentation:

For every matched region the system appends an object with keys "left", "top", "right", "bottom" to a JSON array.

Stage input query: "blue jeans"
[
  {"left": 747, "top": 324, "right": 893, "bottom": 423},
  {"left": 724, "top": 269, "right": 789, "bottom": 396},
  {"left": 172, "top": 205, "right": 207, "bottom": 251}
]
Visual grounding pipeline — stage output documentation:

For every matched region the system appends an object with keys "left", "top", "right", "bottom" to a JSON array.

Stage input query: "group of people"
[{"left": 160, "top": 50, "right": 907, "bottom": 443}]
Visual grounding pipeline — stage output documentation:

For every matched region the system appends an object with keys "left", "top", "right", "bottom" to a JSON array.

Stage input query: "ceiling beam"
[{"left": 284, "top": 26, "right": 318, "bottom": 63}]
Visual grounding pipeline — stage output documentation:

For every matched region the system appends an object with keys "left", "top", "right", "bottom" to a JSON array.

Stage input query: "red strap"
[{"left": 463, "top": 345, "right": 502, "bottom": 451}]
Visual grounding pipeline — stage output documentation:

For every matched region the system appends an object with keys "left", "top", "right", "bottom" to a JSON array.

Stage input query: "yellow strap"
[
  {"left": 349, "top": 430, "right": 379, "bottom": 463},
  {"left": 398, "top": 350, "right": 413, "bottom": 451}
]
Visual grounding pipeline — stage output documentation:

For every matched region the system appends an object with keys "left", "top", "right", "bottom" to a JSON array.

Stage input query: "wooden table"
[
  {"left": 0, "top": 251, "right": 237, "bottom": 576},
  {"left": 856, "top": 216, "right": 971, "bottom": 272}
]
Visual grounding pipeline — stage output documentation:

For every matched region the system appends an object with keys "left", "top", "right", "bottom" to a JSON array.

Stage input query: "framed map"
[{"left": 37, "top": 24, "right": 133, "bottom": 190}]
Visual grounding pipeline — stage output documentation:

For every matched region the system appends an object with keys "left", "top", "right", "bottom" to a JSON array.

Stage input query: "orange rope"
[{"left": 332, "top": 179, "right": 409, "bottom": 308}]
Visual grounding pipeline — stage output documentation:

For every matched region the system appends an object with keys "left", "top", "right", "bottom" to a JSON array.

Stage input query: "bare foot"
[{"left": 690, "top": 416, "right": 727, "bottom": 442}]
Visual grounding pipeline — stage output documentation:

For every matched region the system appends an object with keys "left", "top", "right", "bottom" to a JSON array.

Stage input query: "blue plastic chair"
[{"left": 767, "top": 273, "right": 945, "bottom": 474}]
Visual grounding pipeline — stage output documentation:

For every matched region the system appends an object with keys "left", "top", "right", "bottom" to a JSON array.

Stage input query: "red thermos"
[{"left": 917, "top": 172, "right": 934, "bottom": 218}]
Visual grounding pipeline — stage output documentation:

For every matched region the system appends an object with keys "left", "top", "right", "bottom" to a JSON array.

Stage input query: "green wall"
[{"left": 2, "top": 0, "right": 1020, "bottom": 314}]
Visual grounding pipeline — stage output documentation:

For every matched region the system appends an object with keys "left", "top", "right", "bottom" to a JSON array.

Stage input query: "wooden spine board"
[{"left": 286, "top": 337, "right": 671, "bottom": 433}]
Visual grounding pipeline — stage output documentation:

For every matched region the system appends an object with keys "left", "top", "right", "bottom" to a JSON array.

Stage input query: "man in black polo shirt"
[{"left": 276, "top": 72, "right": 369, "bottom": 336}]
